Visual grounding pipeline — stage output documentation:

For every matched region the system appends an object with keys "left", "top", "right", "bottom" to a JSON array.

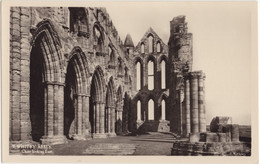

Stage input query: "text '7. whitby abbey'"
[{"left": 10, "top": 7, "right": 207, "bottom": 146}]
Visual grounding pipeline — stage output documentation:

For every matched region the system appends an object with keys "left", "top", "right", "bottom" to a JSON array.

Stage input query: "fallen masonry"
[{"left": 171, "top": 116, "right": 251, "bottom": 156}]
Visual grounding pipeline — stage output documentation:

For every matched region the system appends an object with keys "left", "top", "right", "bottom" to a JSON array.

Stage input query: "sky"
[{"left": 105, "top": 2, "right": 256, "bottom": 125}]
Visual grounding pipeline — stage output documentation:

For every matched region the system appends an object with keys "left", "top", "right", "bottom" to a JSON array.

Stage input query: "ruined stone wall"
[
  {"left": 10, "top": 7, "right": 207, "bottom": 142},
  {"left": 9, "top": 7, "right": 132, "bottom": 143},
  {"left": 129, "top": 27, "right": 170, "bottom": 133},
  {"left": 10, "top": 7, "right": 32, "bottom": 141},
  {"left": 168, "top": 16, "right": 193, "bottom": 134}
]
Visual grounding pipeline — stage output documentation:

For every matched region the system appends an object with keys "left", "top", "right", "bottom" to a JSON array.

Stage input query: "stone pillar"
[
  {"left": 73, "top": 94, "right": 86, "bottom": 140},
  {"left": 82, "top": 94, "right": 91, "bottom": 138},
  {"left": 110, "top": 107, "right": 116, "bottom": 136},
  {"left": 190, "top": 73, "right": 199, "bottom": 133},
  {"left": 57, "top": 84, "right": 64, "bottom": 136},
  {"left": 77, "top": 95, "right": 83, "bottom": 135},
  {"left": 95, "top": 102, "right": 99, "bottom": 134},
  {"left": 41, "top": 82, "right": 67, "bottom": 145},
  {"left": 93, "top": 102, "right": 106, "bottom": 138},
  {"left": 93, "top": 104, "right": 96, "bottom": 133},
  {"left": 53, "top": 84, "right": 59, "bottom": 135},
  {"left": 231, "top": 124, "right": 239, "bottom": 142},
  {"left": 107, "top": 107, "right": 111, "bottom": 134},
  {"left": 198, "top": 72, "right": 206, "bottom": 132},
  {"left": 185, "top": 77, "right": 191, "bottom": 136},
  {"left": 116, "top": 108, "right": 123, "bottom": 135},
  {"left": 47, "top": 84, "right": 54, "bottom": 137},
  {"left": 179, "top": 88, "right": 184, "bottom": 135},
  {"left": 99, "top": 102, "right": 105, "bottom": 134}
]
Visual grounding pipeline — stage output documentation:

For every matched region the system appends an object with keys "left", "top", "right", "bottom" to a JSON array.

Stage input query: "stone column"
[
  {"left": 78, "top": 95, "right": 83, "bottom": 135},
  {"left": 111, "top": 107, "right": 116, "bottom": 136},
  {"left": 185, "top": 77, "right": 191, "bottom": 136},
  {"left": 57, "top": 84, "right": 64, "bottom": 136},
  {"left": 179, "top": 88, "right": 184, "bottom": 135},
  {"left": 41, "top": 82, "right": 67, "bottom": 145},
  {"left": 47, "top": 84, "right": 54, "bottom": 137},
  {"left": 53, "top": 84, "right": 59, "bottom": 135},
  {"left": 99, "top": 102, "right": 105, "bottom": 134},
  {"left": 95, "top": 102, "right": 99, "bottom": 134},
  {"left": 82, "top": 94, "right": 91, "bottom": 138},
  {"left": 93, "top": 101, "right": 106, "bottom": 138},
  {"left": 93, "top": 104, "right": 96, "bottom": 133},
  {"left": 82, "top": 95, "right": 86, "bottom": 134},
  {"left": 191, "top": 72, "right": 199, "bottom": 133},
  {"left": 116, "top": 107, "right": 123, "bottom": 135},
  {"left": 198, "top": 72, "right": 206, "bottom": 132},
  {"left": 73, "top": 94, "right": 85, "bottom": 140},
  {"left": 107, "top": 107, "right": 111, "bottom": 134},
  {"left": 231, "top": 124, "right": 239, "bottom": 142}
]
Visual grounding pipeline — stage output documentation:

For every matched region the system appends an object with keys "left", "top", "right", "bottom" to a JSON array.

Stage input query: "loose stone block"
[
  {"left": 189, "top": 133, "right": 200, "bottom": 142},
  {"left": 205, "top": 133, "right": 219, "bottom": 142},
  {"left": 231, "top": 124, "right": 239, "bottom": 142},
  {"left": 210, "top": 116, "right": 232, "bottom": 132},
  {"left": 218, "top": 133, "right": 227, "bottom": 142}
]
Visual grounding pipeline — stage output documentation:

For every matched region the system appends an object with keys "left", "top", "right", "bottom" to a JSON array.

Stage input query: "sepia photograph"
[{"left": 1, "top": 1, "right": 258, "bottom": 163}]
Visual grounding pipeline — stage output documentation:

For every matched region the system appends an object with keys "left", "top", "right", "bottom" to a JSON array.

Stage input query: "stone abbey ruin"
[{"left": 10, "top": 7, "right": 249, "bottom": 155}]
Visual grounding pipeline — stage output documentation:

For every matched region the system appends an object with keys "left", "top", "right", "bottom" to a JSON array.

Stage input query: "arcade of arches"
[{"left": 10, "top": 7, "right": 206, "bottom": 144}]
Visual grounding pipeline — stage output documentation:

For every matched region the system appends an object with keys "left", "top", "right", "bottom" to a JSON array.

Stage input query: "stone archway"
[
  {"left": 64, "top": 47, "right": 90, "bottom": 140},
  {"left": 105, "top": 77, "right": 116, "bottom": 137},
  {"left": 122, "top": 92, "right": 131, "bottom": 134},
  {"left": 29, "top": 19, "right": 66, "bottom": 145},
  {"left": 90, "top": 66, "right": 106, "bottom": 138},
  {"left": 115, "top": 86, "right": 123, "bottom": 135}
]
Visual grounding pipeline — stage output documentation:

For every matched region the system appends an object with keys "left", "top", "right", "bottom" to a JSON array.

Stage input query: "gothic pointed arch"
[
  {"left": 29, "top": 19, "right": 65, "bottom": 142},
  {"left": 93, "top": 22, "right": 105, "bottom": 56},
  {"left": 30, "top": 18, "right": 64, "bottom": 83},
  {"left": 105, "top": 77, "right": 116, "bottom": 134},
  {"left": 89, "top": 66, "right": 106, "bottom": 136},
  {"left": 64, "top": 46, "right": 90, "bottom": 138}
]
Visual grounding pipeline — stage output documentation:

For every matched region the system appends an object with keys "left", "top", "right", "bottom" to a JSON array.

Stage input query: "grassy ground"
[{"left": 52, "top": 132, "right": 184, "bottom": 155}]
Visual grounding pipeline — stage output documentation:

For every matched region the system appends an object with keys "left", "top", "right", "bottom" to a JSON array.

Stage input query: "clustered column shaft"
[
  {"left": 111, "top": 107, "right": 116, "bottom": 134},
  {"left": 99, "top": 102, "right": 105, "bottom": 134},
  {"left": 191, "top": 73, "right": 199, "bottom": 133},
  {"left": 185, "top": 78, "right": 191, "bottom": 136},
  {"left": 42, "top": 82, "right": 66, "bottom": 144},
  {"left": 198, "top": 75, "right": 206, "bottom": 132},
  {"left": 184, "top": 71, "right": 206, "bottom": 136}
]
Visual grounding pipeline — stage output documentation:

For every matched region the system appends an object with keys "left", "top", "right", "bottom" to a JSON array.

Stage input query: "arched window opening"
[
  {"left": 161, "top": 60, "right": 166, "bottom": 89},
  {"left": 69, "top": 7, "right": 89, "bottom": 37},
  {"left": 148, "top": 35, "right": 154, "bottom": 53},
  {"left": 148, "top": 99, "right": 154, "bottom": 120},
  {"left": 137, "top": 100, "right": 141, "bottom": 121},
  {"left": 161, "top": 99, "right": 166, "bottom": 120},
  {"left": 93, "top": 25, "right": 104, "bottom": 55},
  {"left": 148, "top": 60, "right": 154, "bottom": 90},
  {"left": 156, "top": 42, "right": 161, "bottom": 53},
  {"left": 136, "top": 61, "right": 141, "bottom": 90},
  {"left": 124, "top": 67, "right": 129, "bottom": 85},
  {"left": 118, "top": 58, "right": 123, "bottom": 75},
  {"left": 109, "top": 46, "right": 115, "bottom": 64},
  {"left": 141, "top": 43, "right": 145, "bottom": 54}
]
